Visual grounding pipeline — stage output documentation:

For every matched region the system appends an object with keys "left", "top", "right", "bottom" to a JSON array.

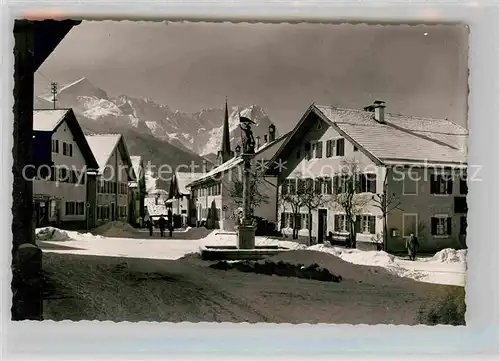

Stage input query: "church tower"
[{"left": 217, "top": 98, "right": 234, "bottom": 165}]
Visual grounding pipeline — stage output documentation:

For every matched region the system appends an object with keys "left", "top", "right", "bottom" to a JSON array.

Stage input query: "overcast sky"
[{"left": 36, "top": 21, "right": 469, "bottom": 130}]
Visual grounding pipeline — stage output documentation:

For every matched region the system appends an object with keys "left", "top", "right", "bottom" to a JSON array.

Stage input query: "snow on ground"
[{"left": 36, "top": 227, "right": 466, "bottom": 286}]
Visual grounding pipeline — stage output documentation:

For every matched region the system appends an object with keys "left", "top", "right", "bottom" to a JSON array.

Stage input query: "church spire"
[
  {"left": 221, "top": 97, "right": 231, "bottom": 154},
  {"left": 218, "top": 97, "right": 233, "bottom": 164}
]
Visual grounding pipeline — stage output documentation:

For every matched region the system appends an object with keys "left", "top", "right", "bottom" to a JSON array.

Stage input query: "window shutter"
[
  {"left": 69, "top": 144, "right": 73, "bottom": 156},
  {"left": 326, "top": 140, "right": 331, "bottom": 157},
  {"left": 431, "top": 217, "right": 438, "bottom": 235},
  {"left": 447, "top": 217, "right": 452, "bottom": 235},
  {"left": 334, "top": 215, "right": 340, "bottom": 231},
  {"left": 447, "top": 178, "right": 453, "bottom": 194},
  {"left": 430, "top": 175, "right": 438, "bottom": 194},
  {"left": 356, "top": 174, "right": 363, "bottom": 193},
  {"left": 336, "top": 138, "right": 345, "bottom": 156},
  {"left": 332, "top": 176, "right": 338, "bottom": 194},
  {"left": 369, "top": 216, "right": 376, "bottom": 234},
  {"left": 369, "top": 174, "right": 377, "bottom": 193},
  {"left": 460, "top": 179, "right": 468, "bottom": 195},
  {"left": 317, "top": 141, "right": 323, "bottom": 158}
]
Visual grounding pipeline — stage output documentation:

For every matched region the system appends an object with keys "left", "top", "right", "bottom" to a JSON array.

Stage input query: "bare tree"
[
  {"left": 333, "top": 158, "right": 371, "bottom": 248},
  {"left": 279, "top": 191, "right": 304, "bottom": 239},
  {"left": 372, "top": 169, "right": 402, "bottom": 251},
  {"left": 225, "top": 167, "right": 270, "bottom": 223}
]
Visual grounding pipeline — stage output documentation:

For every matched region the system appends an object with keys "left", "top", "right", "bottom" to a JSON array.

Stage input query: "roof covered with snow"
[
  {"left": 314, "top": 105, "right": 467, "bottom": 165},
  {"left": 144, "top": 197, "right": 168, "bottom": 217},
  {"left": 33, "top": 109, "right": 69, "bottom": 131},
  {"left": 172, "top": 172, "right": 208, "bottom": 196},
  {"left": 85, "top": 134, "right": 123, "bottom": 172},
  {"left": 130, "top": 156, "right": 143, "bottom": 180},
  {"left": 188, "top": 132, "right": 290, "bottom": 187}
]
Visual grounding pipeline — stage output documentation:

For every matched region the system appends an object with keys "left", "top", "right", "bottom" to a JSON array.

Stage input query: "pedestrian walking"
[
  {"left": 158, "top": 215, "right": 166, "bottom": 237},
  {"left": 406, "top": 232, "right": 420, "bottom": 261}
]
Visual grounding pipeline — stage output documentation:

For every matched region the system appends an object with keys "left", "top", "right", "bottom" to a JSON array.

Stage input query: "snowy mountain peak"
[{"left": 35, "top": 77, "right": 276, "bottom": 160}]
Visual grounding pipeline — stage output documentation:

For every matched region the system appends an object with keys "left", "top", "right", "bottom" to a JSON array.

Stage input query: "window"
[
  {"left": 305, "top": 178, "right": 314, "bottom": 191},
  {"left": 431, "top": 173, "right": 453, "bottom": 195},
  {"left": 460, "top": 216, "right": 467, "bottom": 235},
  {"left": 314, "top": 178, "right": 323, "bottom": 193},
  {"left": 77, "top": 202, "right": 84, "bottom": 215},
  {"left": 325, "top": 140, "right": 335, "bottom": 158},
  {"left": 359, "top": 174, "right": 377, "bottom": 193},
  {"left": 69, "top": 143, "right": 73, "bottom": 156},
  {"left": 336, "top": 138, "right": 345, "bottom": 156},
  {"left": 288, "top": 179, "right": 296, "bottom": 194},
  {"left": 62, "top": 142, "right": 68, "bottom": 156},
  {"left": 431, "top": 216, "right": 452, "bottom": 236},
  {"left": 297, "top": 178, "right": 305, "bottom": 193},
  {"left": 97, "top": 206, "right": 102, "bottom": 220},
  {"left": 52, "top": 139, "right": 59, "bottom": 153},
  {"left": 65, "top": 201, "right": 75, "bottom": 215},
  {"left": 403, "top": 171, "right": 418, "bottom": 195},
  {"left": 301, "top": 213, "right": 311, "bottom": 230},
  {"left": 459, "top": 177, "right": 468, "bottom": 195},
  {"left": 402, "top": 214, "right": 418, "bottom": 237},
  {"left": 334, "top": 175, "right": 350, "bottom": 194},
  {"left": 314, "top": 141, "right": 323, "bottom": 158},
  {"left": 361, "top": 215, "right": 376, "bottom": 234},
  {"left": 353, "top": 145, "right": 358, "bottom": 152},
  {"left": 323, "top": 177, "right": 333, "bottom": 194},
  {"left": 334, "top": 214, "right": 348, "bottom": 232}
]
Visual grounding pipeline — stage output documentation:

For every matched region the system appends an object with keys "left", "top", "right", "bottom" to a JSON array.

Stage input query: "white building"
[
  {"left": 85, "top": 134, "right": 134, "bottom": 227},
  {"left": 32, "top": 109, "right": 99, "bottom": 229}
]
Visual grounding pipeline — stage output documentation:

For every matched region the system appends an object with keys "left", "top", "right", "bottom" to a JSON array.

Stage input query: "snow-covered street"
[{"left": 36, "top": 226, "right": 466, "bottom": 287}]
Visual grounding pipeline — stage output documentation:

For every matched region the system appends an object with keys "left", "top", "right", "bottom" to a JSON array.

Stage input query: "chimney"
[
  {"left": 268, "top": 124, "right": 276, "bottom": 142},
  {"left": 364, "top": 100, "right": 386, "bottom": 124},
  {"left": 264, "top": 134, "right": 268, "bottom": 143},
  {"left": 235, "top": 144, "right": 241, "bottom": 157}
]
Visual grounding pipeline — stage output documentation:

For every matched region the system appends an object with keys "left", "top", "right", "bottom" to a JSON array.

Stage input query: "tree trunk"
[
  {"left": 383, "top": 215, "right": 388, "bottom": 252},
  {"left": 308, "top": 211, "right": 313, "bottom": 246}
]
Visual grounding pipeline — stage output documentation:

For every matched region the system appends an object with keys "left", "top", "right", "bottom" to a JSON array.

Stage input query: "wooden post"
[{"left": 12, "top": 21, "right": 43, "bottom": 321}]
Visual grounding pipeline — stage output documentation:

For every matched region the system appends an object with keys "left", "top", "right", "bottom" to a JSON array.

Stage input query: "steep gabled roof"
[
  {"left": 170, "top": 171, "right": 206, "bottom": 197},
  {"left": 85, "top": 133, "right": 134, "bottom": 175},
  {"left": 130, "top": 156, "right": 143, "bottom": 180},
  {"left": 188, "top": 131, "right": 290, "bottom": 187},
  {"left": 269, "top": 104, "right": 467, "bottom": 169},
  {"left": 33, "top": 108, "right": 99, "bottom": 170}
]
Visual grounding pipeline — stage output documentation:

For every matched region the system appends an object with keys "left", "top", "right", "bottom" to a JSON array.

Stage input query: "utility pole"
[{"left": 50, "top": 82, "right": 58, "bottom": 109}]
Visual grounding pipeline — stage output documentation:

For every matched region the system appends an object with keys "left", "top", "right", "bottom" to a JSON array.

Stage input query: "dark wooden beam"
[{"left": 11, "top": 19, "right": 79, "bottom": 321}]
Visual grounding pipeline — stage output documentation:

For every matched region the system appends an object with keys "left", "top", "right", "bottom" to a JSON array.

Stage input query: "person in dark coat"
[
  {"left": 406, "top": 232, "right": 420, "bottom": 261},
  {"left": 158, "top": 215, "right": 166, "bottom": 237},
  {"left": 147, "top": 218, "right": 153, "bottom": 236},
  {"left": 167, "top": 209, "right": 173, "bottom": 237}
]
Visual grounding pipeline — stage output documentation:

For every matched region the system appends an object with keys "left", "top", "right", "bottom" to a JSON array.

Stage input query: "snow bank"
[
  {"left": 92, "top": 221, "right": 139, "bottom": 238},
  {"left": 431, "top": 248, "right": 467, "bottom": 264},
  {"left": 307, "top": 244, "right": 396, "bottom": 267},
  {"left": 36, "top": 227, "right": 71, "bottom": 242}
]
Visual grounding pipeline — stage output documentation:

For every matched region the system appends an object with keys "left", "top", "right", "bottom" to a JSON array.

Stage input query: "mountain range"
[{"left": 35, "top": 77, "right": 277, "bottom": 188}]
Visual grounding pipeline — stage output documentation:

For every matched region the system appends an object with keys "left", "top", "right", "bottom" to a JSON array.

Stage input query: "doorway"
[{"left": 317, "top": 209, "right": 328, "bottom": 244}]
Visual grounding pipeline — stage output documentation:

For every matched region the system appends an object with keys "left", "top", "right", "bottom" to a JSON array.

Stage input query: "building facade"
[
  {"left": 168, "top": 171, "right": 205, "bottom": 227},
  {"left": 85, "top": 134, "right": 134, "bottom": 228},
  {"left": 32, "top": 109, "right": 99, "bottom": 230},
  {"left": 128, "top": 155, "right": 147, "bottom": 226},
  {"left": 267, "top": 101, "right": 468, "bottom": 252},
  {"left": 188, "top": 118, "right": 288, "bottom": 231}
]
